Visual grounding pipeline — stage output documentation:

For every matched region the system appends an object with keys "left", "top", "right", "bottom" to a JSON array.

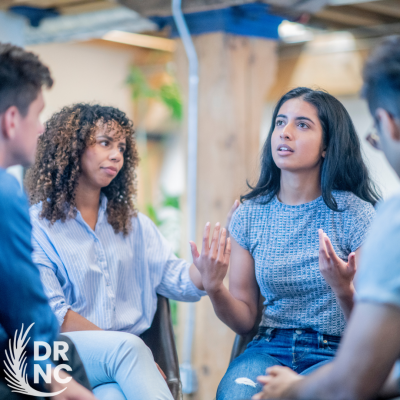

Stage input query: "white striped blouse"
[{"left": 30, "top": 195, "right": 205, "bottom": 335}]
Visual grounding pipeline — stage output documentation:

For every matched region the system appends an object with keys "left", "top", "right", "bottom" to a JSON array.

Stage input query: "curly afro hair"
[{"left": 25, "top": 103, "right": 139, "bottom": 236}]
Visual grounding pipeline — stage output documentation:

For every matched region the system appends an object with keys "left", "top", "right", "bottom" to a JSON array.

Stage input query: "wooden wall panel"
[{"left": 174, "top": 32, "right": 277, "bottom": 400}]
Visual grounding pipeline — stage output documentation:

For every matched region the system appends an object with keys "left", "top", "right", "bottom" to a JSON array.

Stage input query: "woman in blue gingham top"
[{"left": 190, "top": 88, "right": 380, "bottom": 400}]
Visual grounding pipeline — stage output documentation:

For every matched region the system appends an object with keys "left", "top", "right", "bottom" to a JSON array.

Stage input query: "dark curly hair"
[
  {"left": 0, "top": 42, "right": 53, "bottom": 116},
  {"left": 25, "top": 103, "right": 139, "bottom": 236}
]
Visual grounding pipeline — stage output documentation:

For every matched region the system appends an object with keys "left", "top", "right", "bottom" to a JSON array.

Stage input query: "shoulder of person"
[
  {"left": 29, "top": 202, "right": 43, "bottom": 220},
  {"left": 236, "top": 195, "right": 272, "bottom": 216},
  {"left": 0, "top": 169, "right": 22, "bottom": 199},
  {"left": 375, "top": 192, "right": 400, "bottom": 220},
  {"left": 0, "top": 170, "right": 27, "bottom": 213},
  {"left": 134, "top": 211, "right": 158, "bottom": 232},
  {"left": 332, "top": 190, "right": 375, "bottom": 216}
]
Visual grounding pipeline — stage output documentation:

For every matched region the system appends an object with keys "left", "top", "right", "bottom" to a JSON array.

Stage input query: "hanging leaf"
[
  {"left": 126, "top": 66, "right": 157, "bottom": 100},
  {"left": 162, "top": 193, "right": 180, "bottom": 210},
  {"left": 159, "top": 82, "right": 183, "bottom": 121}
]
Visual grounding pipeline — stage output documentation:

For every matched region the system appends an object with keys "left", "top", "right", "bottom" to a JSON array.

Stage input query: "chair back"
[{"left": 140, "top": 295, "right": 181, "bottom": 400}]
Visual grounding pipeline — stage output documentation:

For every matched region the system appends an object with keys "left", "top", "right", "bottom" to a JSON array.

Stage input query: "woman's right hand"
[
  {"left": 318, "top": 228, "right": 356, "bottom": 297},
  {"left": 189, "top": 223, "right": 231, "bottom": 295}
]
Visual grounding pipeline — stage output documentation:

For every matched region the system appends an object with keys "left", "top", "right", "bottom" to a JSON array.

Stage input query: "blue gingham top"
[{"left": 229, "top": 191, "right": 375, "bottom": 336}]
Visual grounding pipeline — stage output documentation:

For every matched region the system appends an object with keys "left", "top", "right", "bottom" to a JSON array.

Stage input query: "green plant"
[
  {"left": 146, "top": 192, "right": 182, "bottom": 328},
  {"left": 126, "top": 67, "right": 183, "bottom": 329},
  {"left": 126, "top": 66, "right": 183, "bottom": 122}
]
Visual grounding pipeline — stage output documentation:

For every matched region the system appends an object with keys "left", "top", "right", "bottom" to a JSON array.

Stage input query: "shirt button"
[{"left": 295, "top": 330, "right": 302, "bottom": 335}]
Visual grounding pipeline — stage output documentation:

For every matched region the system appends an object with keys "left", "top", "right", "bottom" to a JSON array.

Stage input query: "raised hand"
[
  {"left": 189, "top": 223, "right": 231, "bottom": 295},
  {"left": 318, "top": 229, "right": 356, "bottom": 298}
]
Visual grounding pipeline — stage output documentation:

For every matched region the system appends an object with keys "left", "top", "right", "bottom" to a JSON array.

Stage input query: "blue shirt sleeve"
[
  {"left": 0, "top": 171, "right": 59, "bottom": 387},
  {"left": 139, "top": 214, "right": 206, "bottom": 301},
  {"left": 229, "top": 203, "right": 250, "bottom": 251},
  {"left": 356, "top": 195, "right": 400, "bottom": 308}
]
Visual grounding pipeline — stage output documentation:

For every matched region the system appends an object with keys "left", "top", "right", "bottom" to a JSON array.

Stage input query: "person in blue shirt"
[
  {"left": 253, "top": 36, "right": 400, "bottom": 400},
  {"left": 192, "top": 87, "right": 380, "bottom": 400},
  {"left": 25, "top": 103, "right": 232, "bottom": 400},
  {"left": 0, "top": 43, "right": 95, "bottom": 400}
]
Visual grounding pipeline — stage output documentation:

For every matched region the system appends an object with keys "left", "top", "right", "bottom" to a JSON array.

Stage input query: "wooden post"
[{"left": 175, "top": 32, "right": 278, "bottom": 400}]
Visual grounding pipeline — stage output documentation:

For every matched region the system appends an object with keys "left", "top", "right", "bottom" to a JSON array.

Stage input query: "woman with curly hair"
[{"left": 26, "top": 103, "right": 231, "bottom": 400}]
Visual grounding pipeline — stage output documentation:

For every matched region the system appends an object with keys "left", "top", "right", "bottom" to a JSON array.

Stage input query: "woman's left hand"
[
  {"left": 190, "top": 223, "right": 231, "bottom": 294},
  {"left": 318, "top": 229, "right": 356, "bottom": 297},
  {"left": 252, "top": 366, "right": 303, "bottom": 399}
]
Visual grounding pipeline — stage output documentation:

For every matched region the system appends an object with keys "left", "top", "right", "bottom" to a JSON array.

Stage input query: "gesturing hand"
[
  {"left": 252, "top": 366, "right": 302, "bottom": 399},
  {"left": 318, "top": 229, "right": 356, "bottom": 297},
  {"left": 189, "top": 223, "right": 231, "bottom": 295}
]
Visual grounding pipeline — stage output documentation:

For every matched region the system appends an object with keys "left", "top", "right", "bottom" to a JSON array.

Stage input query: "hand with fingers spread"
[
  {"left": 252, "top": 366, "right": 303, "bottom": 399},
  {"left": 318, "top": 228, "right": 356, "bottom": 298},
  {"left": 189, "top": 222, "right": 231, "bottom": 295}
]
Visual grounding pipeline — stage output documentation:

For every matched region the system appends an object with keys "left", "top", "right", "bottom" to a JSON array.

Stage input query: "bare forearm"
[
  {"left": 190, "top": 262, "right": 257, "bottom": 334},
  {"left": 334, "top": 284, "right": 355, "bottom": 320},
  {"left": 285, "top": 364, "right": 336, "bottom": 400},
  {"left": 208, "top": 284, "right": 257, "bottom": 335},
  {"left": 61, "top": 310, "right": 102, "bottom": 332}
]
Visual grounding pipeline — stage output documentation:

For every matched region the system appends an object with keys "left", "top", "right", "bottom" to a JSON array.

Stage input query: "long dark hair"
[{"left": 242, "top": 87, "right": 380, "bottom": 210}]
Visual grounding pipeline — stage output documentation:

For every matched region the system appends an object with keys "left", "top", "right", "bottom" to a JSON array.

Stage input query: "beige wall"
[
  {"left": 27, "top": 41, "right": 135, "bottom": 123},
  {"left": 27, "top": 40, "right": 172, "bottom": 210}
]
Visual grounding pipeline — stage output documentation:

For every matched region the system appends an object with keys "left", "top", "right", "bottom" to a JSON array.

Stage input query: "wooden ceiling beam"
[
  {"left": 9, "top": 0, "right": 84, "bottom": 7},
  {"left": 338, "top": 3, "right": 400, "bottom": 23},
  {"left": 354, "top": 1, "right": 400, "bottom": 19},
  {"left": 58, "top": 1, "right": 117, "bottom": 15},
  {"left": 5, "top": 0, "right": 117, "bottom": 13},
  {"left": 0, "top": 1, "right": 13, "bottom": 10},
  {"left": 315, "top": 7, "right": 388, "bottom": 25}
]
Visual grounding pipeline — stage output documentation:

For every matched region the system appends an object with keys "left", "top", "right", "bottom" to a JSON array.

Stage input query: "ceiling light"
[{"left": 278, "top": 20, "right": 314, "bottom": 43}]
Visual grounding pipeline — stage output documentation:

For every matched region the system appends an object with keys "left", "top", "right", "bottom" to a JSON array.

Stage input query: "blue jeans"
[
  {"left": 217, "top": 327, "right": 340, "bottom": 400},
  {"left": 63, "top": 330, "right": 173, "bottom": 400}
]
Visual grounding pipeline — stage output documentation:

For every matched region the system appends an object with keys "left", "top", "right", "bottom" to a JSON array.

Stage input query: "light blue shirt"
[
  {"left": 355, "top": 193, "right": 400, "bottom": 387},
  {"left": 356, "top": 193, "right": 400, "bottom": 307},
  {"left": 30, "top": 195, "right": 205, "bottom": 336}
]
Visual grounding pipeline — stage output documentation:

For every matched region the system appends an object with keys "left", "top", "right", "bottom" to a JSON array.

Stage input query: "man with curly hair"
[{"left": 0, "top": 43, "right": 96, "bottom": 399}]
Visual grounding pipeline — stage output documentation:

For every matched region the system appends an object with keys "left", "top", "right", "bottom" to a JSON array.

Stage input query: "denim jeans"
[
  {"left": 217, "top": 327, "right": 340, "bottom": 400},
  {"left": 63, "top": 330, "right": 173, "bottom": 400}
]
